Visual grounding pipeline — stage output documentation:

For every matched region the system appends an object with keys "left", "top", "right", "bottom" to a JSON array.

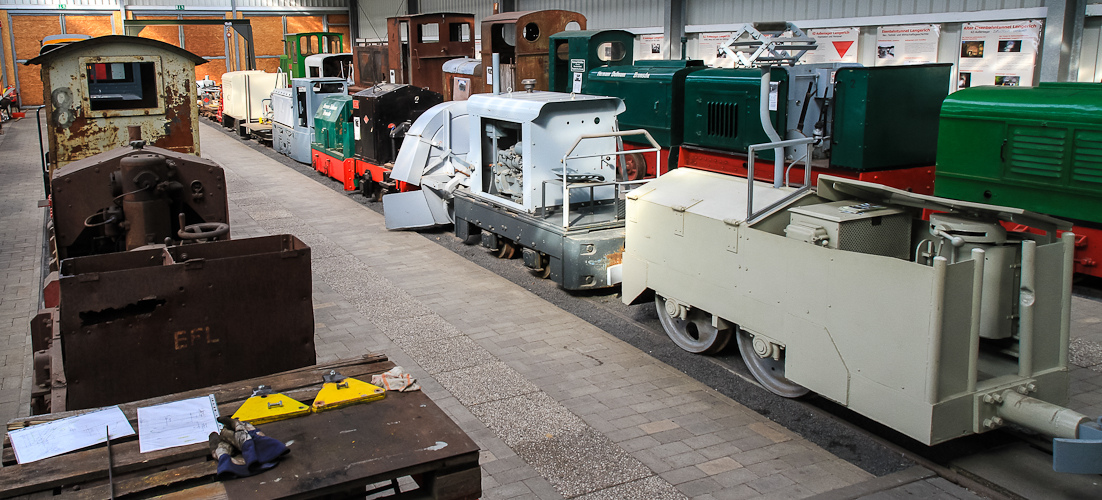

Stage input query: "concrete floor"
[{"left": 5, "top": 116, "right": 1101, "bottom": 498}]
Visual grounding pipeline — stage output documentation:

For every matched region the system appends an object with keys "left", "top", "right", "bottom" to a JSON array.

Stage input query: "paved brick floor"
[
  {"left": 196, "top": 123, "right": 874, "bottom": 498},
  {"left": 0, "top": 120, "right": 44, "bottom": 423}
]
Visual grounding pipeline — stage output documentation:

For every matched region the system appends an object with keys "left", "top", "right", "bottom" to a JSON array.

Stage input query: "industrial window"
[
  {"left": 523, "top": 23, "right": 540, "bottom": 42},
  {"left": 324, "top": 35, "right": 341, "bottom": 54},
  {"left": 301, "top": 36, "right": 318, "bottom": 56},
  {"left": 449, "top": 23, "right": 471, "bottom": 43},
  {"left": 86, "top": 62, "right": 158, "bottom": 111},
  {"left": 597, "top": 42, "right": 626, "bottom": 62},
  {"left": 419, "top": 23, "right": 440, "bottom": 43},
  {"left": 315, "top": 82, "right": 344, "bottom": 93}
]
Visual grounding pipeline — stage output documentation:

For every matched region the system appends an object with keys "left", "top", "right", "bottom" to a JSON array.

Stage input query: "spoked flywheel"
[
  {"left": 654, "top": 295, "right": 731, "bottom": 354},
  {"left": 735, "top": 329, "right": 808, "bottom": 398}
]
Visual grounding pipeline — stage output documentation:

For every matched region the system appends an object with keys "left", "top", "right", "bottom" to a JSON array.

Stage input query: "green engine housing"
[
  {"left": 280, "top": 32, "right": 346, "bottom": 79},
  {"left": 312, "top": 94, "right": 355, "bottom": 161},
  {"left": 681, "top": 67, "right": 788, "bottom": 159},
  {"left": 934, "top": 82, "right": 1102, "bottom": 222}
]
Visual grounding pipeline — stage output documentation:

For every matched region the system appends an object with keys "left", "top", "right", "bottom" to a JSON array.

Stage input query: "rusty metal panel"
[
  {"left": 387, "top": 13, "right": 476, "bottom": 95},
  {"left": 352, "top": 42, "right": 388, "bottom": 89},
  {"left": 49, "top": 144, "right": 230, "bottom": 260},
  {"left": 479, "top": 10, "right": 586, "bottom": 93},
  {"left": 27, "top": 36, "right": 206, "bottom": 172},
  {"left": 53, "top": 234, "right": 316, "bottom": 411}
]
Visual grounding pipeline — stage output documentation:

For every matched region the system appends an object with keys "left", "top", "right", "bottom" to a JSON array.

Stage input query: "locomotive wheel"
[
  {"left": 619, "top": 152, "right": 647, "bottom": 181},
  {"left": 654, "top": 295, "right": 731, "bottom": 354},
  {"left": 539, "top": 258, "right": 552, "bottom": 279},
  {"left": 736, "top": 329, "right": 809, "bottom": 398},
  {"left": 496, "top": 241, "right": 517, "bottom": 259}
]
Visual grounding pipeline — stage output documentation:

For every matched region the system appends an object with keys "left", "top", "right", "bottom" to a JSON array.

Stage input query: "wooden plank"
[
  {"left": 61, "top": 461, "right": 217, "bottom": 499},
  {"left": 182, "top": 16, "right": 228, "bottom": 58},
  {"left": 153, "top": 482, "right": 228, "bottom": 500},
  {"left": 0, "top": 440, "right": 209, "bottom": 498},
  {"left": 63, "top": 16, "right": 114, "bottom": 38},
  {"left": 246, "top": 15, "right": 286, "bottom": 57},
  {"left": 3, "top": 355, "right": 390, "bottom": 467},
  {"left": 255, "top": 58, "right": 281, "bottom": 74},
  {"left": 133, "top": 15, "right": 183, "bottom": 48},
  {"left": 8, "top": 354, "right": 390, "bottom": 429},
  {"left": 11, "top": 15, "right": 61, "bottom": 60},
  {"left": 286, "top": 16, "right": 324, "bottom": 37}
]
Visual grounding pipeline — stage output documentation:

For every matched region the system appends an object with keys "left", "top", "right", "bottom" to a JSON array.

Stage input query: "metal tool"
[{"left": 106, "top": 427, "right": 115, "bottom": 499}]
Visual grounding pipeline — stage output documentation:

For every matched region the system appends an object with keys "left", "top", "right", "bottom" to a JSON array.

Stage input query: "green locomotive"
[
  {"left": 280, "top": 32, "right": 349, "bottom": 80},
  {"left": 935, "top": 82, "right": 1102, "bottom": 277}
]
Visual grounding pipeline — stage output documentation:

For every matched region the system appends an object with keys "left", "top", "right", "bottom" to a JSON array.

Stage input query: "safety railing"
[
  {"left": 543, "top": 129, "right": 662, "bottom": 229},
  {"left": 745, "top": 137, "right": 814, "bottom": 225}
]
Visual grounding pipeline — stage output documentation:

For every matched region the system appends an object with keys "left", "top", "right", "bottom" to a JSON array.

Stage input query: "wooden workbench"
[{"left": 0, "top": 354, "right": 481, "bottom": 499}]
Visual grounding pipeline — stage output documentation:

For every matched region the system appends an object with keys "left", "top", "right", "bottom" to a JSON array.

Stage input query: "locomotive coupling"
[{"left": 980, "top": 387, "right": 1102, "bottom": 474}]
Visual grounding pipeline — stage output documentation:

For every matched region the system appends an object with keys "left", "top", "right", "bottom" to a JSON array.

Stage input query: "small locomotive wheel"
[
  {"left": 735, "top": 330, "right": 808, "bottom": 398},
  {"left": 619, "top": 152, "right": 646, "bottom": 181},
  {"left": 654, "top": 295, "right": 731, "bottom": 354},
  {"left": 496, "top": 241, "right": 517, "bottom": 259}
]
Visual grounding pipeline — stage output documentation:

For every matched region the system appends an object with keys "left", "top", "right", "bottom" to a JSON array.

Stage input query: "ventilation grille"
[
  {"left": 1008, "top": 126, "right": 1065, "bottom": 179},
  {"left": 1073, "top": 130, "right": 1102, "bottom": 185},
  {"left": 835, "top": 215, "right": 912, "bottom": 260},
  {"left": 706, "top": 102, "right": 737, "bottom": 138}
]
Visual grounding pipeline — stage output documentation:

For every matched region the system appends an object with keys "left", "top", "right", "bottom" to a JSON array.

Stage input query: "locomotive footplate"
[{"left": 453, "top": 191, "right": 625, "bottom": 290}]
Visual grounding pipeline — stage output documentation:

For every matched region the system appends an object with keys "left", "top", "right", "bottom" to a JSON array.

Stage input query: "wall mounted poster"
[
  {"left": 875, "top": 24, "right": 940, "bottom": 66},
  {"left": 636, "top": 34, "right": 665, "bottom": 61},
  {"left": 958, "top": 20, "right": 1042, "bottom": 89},
  {"left": 699, "top": 32, "right": 735, "bottom": 67},
  {"left": 802, "top": 28, "right": 859, "bottom": 64}
]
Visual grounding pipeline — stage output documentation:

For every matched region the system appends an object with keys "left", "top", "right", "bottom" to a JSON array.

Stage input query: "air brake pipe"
[
  {"left": 758, "top": 70, "right": 783, "bottom": 188},
  {"left": 1019, "top": 239, "right": 1036, "bottom": 378},
  {"left": 996, "top": 390, "right": 1088, "bottom": 439},
  {"left": 967, "top": 248, "right": 985, "bottom": 393}
]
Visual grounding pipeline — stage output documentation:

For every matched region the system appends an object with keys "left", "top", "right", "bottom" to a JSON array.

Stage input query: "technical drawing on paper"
[
  {"left": 137, "top": 394, "right": 220, "bottom": 453},
  {"left": 8, "top": 406, "right": 135, "bottom": 464}
]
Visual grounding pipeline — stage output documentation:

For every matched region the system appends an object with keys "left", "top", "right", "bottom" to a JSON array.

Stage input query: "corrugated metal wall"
[
  {"left": 685, "top": 0, "right": 1046, "bottom": 25},
  {"left": 517, "top": 0, "right": 663, "bottom": 29},
  {"left": 0, "top": 0, "right": 346, "bottom": 9}
]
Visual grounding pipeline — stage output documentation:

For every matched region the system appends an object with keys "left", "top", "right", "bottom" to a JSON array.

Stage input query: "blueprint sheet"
[
  {"left": 8, "top": 406, "right": 135, "bottom": 464},
  {"left": 137, "top": 394, "right": 220, "bottom": 453}
]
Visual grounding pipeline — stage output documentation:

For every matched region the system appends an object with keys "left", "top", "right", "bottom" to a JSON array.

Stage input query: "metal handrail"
[
  {"left": 552, "top": 129, "right": 662, "bottom": 228},
  {"left": 745, "top": 137, "right": 814, "bottom": 225}
]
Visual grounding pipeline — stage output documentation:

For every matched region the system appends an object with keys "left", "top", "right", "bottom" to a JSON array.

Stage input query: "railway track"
[{"left": 209, "top": 121, "right": 1102, "bottom": 499}]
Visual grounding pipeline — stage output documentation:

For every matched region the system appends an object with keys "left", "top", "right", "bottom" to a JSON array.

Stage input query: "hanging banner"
[
  {"left": 958, "top": 20, "right": 1043, "bottom": 89},
  {"left": 636, "top": 34, "right": 665, "bottom": 61},
  {"left": 875, "top": 24, "right": 940, "bottom": 66},
  {"left": 698, "top": 32, "right": 735, "bottom": 68},
  {"left": 801, "top": 28, "right": 859, "bottom": 64}
]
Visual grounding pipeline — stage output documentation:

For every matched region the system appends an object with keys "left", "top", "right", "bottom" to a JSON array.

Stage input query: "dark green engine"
[
  {"left": 551, "top": 30, "right": 951, "bottom": 174},
  {"left": 934, "top": 82, "right": 1102, "bottom": 223}
]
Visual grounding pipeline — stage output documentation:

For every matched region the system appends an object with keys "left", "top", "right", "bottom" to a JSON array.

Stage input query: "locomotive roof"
[
  {"left": 467, "top": 91, "right": 624, "bottom": 121},
  {"left": 25, "top": 35, "right": 207, "bottom": 66},
  {"left": 481, "top": 10, "right": 579, "bottom": 23}
]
